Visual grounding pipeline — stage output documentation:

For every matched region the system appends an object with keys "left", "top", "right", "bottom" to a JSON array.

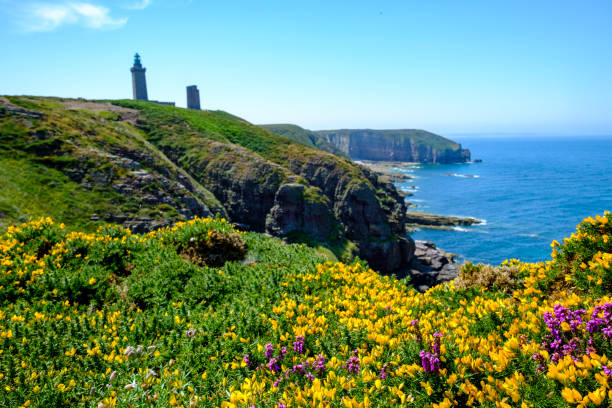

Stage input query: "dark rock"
[
  {"left": 0, "top": 98, "right": 44, "bottom": 119},
  {"left": 405, "top": 211, "right": 481, "bottom": 230},
  {"left": 265, "top": 183, "right": 337, "bottom": 241},
  {"left": 401, "top": 240, "right": 460, "bottom": 292}
]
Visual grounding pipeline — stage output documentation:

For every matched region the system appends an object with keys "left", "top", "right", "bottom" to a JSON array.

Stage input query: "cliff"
[
  {"left": 316, "top": 129, "right": 471, "bottom": 163},
  {"left": 0, "top": 96, "right": 414, "bottom": 273},
  {"left": 263, "top": 125, "right": 470, "bottom": 163}
]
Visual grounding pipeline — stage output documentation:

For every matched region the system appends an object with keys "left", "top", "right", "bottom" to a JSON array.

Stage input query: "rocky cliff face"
[
  {"left": 144, "top": 135, "right": 413, "bottom": 273},
  {"left": 317, "top": 129, "right": 471, "bottom": 163},
  {"left": 114, "top": 100, "right": 415, "bottom": 273},
  {"left": 282, "top": 154, "right": 413, "bottom": 272}
]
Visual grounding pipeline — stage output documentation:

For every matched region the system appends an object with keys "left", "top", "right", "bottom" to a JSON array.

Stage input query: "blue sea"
[{"left": 394, "top": 136, "right": 612, "bottom": 265}]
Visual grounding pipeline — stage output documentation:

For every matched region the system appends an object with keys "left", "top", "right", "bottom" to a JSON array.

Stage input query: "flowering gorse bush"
[{"left": 0, "top": 211, "right": 610, "bottom": 407}]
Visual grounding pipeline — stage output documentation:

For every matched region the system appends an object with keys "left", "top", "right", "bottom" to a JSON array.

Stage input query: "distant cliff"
[
  {"left": 262, "top": 125, "right": 470, "bottom": 163},
  {"left": 316, "top": 129, "right": 470, "bottom": 163}
]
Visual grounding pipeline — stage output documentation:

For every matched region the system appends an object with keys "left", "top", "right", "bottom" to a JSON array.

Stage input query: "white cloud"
[
  {"left": 22, "top": 2, "right": 127, "bottom": 31},
  {"left": 124, "top": 0, "right": 151, "bottom": 10}
]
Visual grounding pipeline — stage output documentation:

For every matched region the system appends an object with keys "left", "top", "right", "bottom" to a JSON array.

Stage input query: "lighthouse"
[{"left": 130, "top": 53, "right": 148, "bottom": 101}]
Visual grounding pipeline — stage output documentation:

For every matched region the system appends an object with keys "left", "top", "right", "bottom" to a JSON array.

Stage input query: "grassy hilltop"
[
  {"left": 0, "top": 96, "right": 224, "bottom": 233},
  {"left": 0, "top": 96, "right": 410, "bottom": 272},
  {"left": 0, "top": 212, "right": 610, "bottom": 407}
]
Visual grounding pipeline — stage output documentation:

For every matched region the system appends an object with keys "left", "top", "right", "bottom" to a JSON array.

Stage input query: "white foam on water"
[
  {"left": 446, "top": 173, "right": 480, "bottom": 178},
  {"left": 452, "top": 226, "right": 470, "bottom": 232}
]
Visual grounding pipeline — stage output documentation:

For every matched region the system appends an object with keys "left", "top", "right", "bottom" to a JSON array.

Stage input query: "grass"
[
  {"left": 0, "top": 157, "right": 115, "bottom": 232},
  {"left": 0, "top": 96, "right": 226, "bottom": 233},
  {"left": 259, "top": 124, "right": 348, "bottom": 158},
  {"left": 111, "top": 100, "right": 366, "bottom": 182}
]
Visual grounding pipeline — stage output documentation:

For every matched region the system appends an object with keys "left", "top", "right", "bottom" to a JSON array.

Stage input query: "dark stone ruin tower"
[
  {"left": 131, "top": 53, "right": 148, "bottom": 101},
  {"left": 186, "top": 85, "right": 201, "bottom": 110}
]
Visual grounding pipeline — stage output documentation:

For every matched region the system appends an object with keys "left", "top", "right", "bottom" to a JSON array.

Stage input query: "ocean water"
[{"left": 394, "top": 136, "right": 612, "bottom": 265}]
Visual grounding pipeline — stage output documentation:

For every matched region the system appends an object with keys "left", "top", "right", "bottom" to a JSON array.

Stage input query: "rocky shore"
[{"left": 405, "top": 211, "right": 482, "bottom": 231}]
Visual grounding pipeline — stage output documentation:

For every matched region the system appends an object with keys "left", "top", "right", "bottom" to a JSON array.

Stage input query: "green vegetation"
[
  {"left": 111, "top": 100, "right": 360, "bottom": 175},
  {"left": 0, "top": 157, "right": 116, "bottom": 232},
  {"left": 1, "top": 211, "right": 611, "bottom": 407},
  {"left": 0, "top": 96, "right": 226, "bottom": 232},
  {"left": 260, "top": 124, "right": 348, "bottom": 157}
]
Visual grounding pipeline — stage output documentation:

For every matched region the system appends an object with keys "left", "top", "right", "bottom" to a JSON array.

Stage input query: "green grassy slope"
[
  {"left": 0, "top": 96, "right": 225, "bottom": 232},
  {"left": 111, "top": 100, "right": 358, "bottom": 175},
  {"left": 0, "top": 157, "right": 117, "bottom": 232},
  {"left": 259, "top": 123, "right": 348, "bottom": 157}
]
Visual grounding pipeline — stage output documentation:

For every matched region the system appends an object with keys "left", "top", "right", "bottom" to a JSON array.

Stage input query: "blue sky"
[{"left": 0, "top": 0, "right": 611, "bottom": 134}]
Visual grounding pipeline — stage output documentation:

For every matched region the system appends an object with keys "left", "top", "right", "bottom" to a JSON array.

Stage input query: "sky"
[{"left": 0, "top": 0, "right": 611, "bottom": 135}]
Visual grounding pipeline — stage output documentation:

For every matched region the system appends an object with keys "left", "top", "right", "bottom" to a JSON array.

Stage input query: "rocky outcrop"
[
  {"left": 66, "top": 148, "right": 221, "bottom": 232},
  {"left": 405, "top": 211, "right": 481, "bottom": 230},
  {"left": 265, "top": 183, "right": 337, "bottom": 241},
  {"left": 178, "top": 142, "right": 289, "bottom": 232},
  {"left": 282, "top": 154, "right": 412, "bottom": 272},
  {"left": 316, "top": 129, "right": 470, "bottom": 163},
  {"left": 160, "top": 142, "right": 413, "bottom": 273},
  {"left": 128, "top": 109, "right": 415, "bottom": 273},
  {"left": 405, "top": 240, "right": 460, "bottom": 292}
]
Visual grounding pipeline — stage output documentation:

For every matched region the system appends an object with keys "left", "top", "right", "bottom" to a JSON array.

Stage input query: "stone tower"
[
  {"left": 130, "top": 53, "right": 148, "bottom": 101},
  {"left": 186, "top": 85, "right": 201, "bottom": 110}
]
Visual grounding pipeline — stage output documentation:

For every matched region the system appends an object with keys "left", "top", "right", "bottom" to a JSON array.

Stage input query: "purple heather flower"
[
  {"left": 243, "top": 354, "right": 254, "bottom": 369},
  {"left": 420, "top": 350, "right": 440, "bottom": 374},
  {"left": 380, "top": 364, "right": 387, "bottom": 379},
  {"left": 264, "top": 343, "right": 274, "bottom": 360},
  {"left": 344, "top": 355, "right": 360, "bottom": 375},
  {"left": 433, "top": 332, "right": 443, "bottom": 355},
  {"left": 313, "top": 354, "right": 326, "bottom": 373},
  {"left": 293, "top": 335, "right": 305, "bottom": 354},
  {"left": 278, "top": 403, "right": 287, "bottom": 408},
  {"left": 603, "top": 366, "right": 612, "bottom": 376},
  {"left": 539, "top": 302, "right": 612, "bottom": 368},
  {"left": 267, "top": 357, "right": 280, "bottom": 373}
]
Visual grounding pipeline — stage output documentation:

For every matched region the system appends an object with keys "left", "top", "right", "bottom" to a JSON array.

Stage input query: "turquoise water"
[{"left": 395, "top": 136, "right": 612, "bottom": 265}]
